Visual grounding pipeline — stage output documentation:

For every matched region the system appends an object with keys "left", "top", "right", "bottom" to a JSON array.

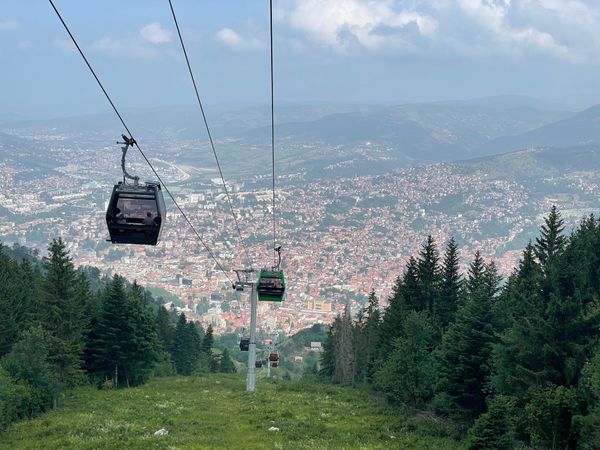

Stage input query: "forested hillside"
[
  {"left": 320, "top": 207, "right": 600, "bottom": 449},
  {"left": 0, "top": 239, "right": 234, "bottom": 432}
]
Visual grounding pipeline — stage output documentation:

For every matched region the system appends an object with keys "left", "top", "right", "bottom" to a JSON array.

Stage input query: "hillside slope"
[
  {"left": 481, "top": 104, "right": 600, "bottom": 154},
  {"left": 0, "top": 375, "right": 458, "bottom": 450}
]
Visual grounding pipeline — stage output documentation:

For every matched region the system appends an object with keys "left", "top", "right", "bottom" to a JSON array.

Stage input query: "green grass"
[{"left": 0, "top": 375, "right": 459, "bottom": 449}]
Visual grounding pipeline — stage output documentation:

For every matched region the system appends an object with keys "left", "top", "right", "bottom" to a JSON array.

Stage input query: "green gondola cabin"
[{"left": 257, "top": 269, "right": 285, "bottom": 302}]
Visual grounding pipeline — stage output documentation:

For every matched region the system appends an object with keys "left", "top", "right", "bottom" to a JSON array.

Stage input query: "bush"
[
  {"left": 0, "top": 367, "right": 33, "bottom": 431},
  {"left": 1, "top": 326, "right": 60, "bottom": 413},
  {"left": 466, "top": 396, "right": 515, "bottom": 450}
]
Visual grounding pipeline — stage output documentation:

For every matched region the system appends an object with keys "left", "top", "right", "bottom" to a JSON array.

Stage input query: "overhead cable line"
[
  {"left": 167, "top": 0, "right": 253, "bottom": 268},
  {"left": 48, "top": 0, "right": 233, "bottom": 284},
  {"left": 269, "top": 0, "right": 278, "bottom": 267}
]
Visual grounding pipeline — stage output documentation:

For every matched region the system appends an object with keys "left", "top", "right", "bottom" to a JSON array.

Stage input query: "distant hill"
[
  {"left": 240, "top": 101, "right": 570, "bottom": 162},
  {"left": 481, "top": 104, "right": 600, "bottom": 154},
  {"left": 2, "top": 96, "right": 570, "bottom": 153},
  {"left": 458, "top": 145, "right": 600, "bottom": 180}
]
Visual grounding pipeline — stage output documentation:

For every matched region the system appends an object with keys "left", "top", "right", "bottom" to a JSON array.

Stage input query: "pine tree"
[
  {"left": 319, "top": 321, "right": 336, "bottom": 378},
  {"left": 435, "top": 251, "right": 499, "bottom": 422},
  {"left": 467, "top": 396, "right": 515, "bottom": 450},
  {"left": 120, "top": 283, "right": 160, "bottom": 386},
  {"left": 219, "top": 348, "right": 236, "bottom": 373},
  {"left": 0, "top": 248, "right": 21, "bottom": 357},
  {"left": 156, "top": 306, "right": 174, "bottom": 352},
  {"left": 374, "top": 310, "right": 437, "bottom": 406},
  {"left": 362, "top": 291, "right": 381, "bottom": 382},
  {"left": 436, "top": 237, "right": 461, "bottom": 328},
  {"left": 172, "top": 313, "right": 198, "bottom": 375},
  {"left": 465, "top": 250, "right": 486, "bottom": 297},
  {"left": 376, "top": 277, "right": 404, "bottom": 363},
  {"left": 85, "top": 275, "right": 130, "bottom": 386},
  {"left": 377, "top": 259, "right": 419, "bottom": 364},
  {"left": 38, "top": 239, "right": 87, "bottom": 387},
  {"left": 534, "top": 205, "right": 566, "bottom": 271},
  {"left": 333, "top": 304, "right": 354, "bottom": 383},
  {"left": 416, "top": 235, "right": 440, "bottom": 315}
]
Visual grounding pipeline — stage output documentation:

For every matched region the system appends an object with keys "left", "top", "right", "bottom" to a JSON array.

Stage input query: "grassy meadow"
[{"left": 0, "top": 375, "right": 459, "bottom": 449}]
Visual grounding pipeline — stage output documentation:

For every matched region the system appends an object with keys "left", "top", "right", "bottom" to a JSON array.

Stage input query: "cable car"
[
  {"left": 257, "top": 269, "right": 285, "bottom": 302},
  {"left": 105, "top": 135, "right": 166, "bottom": 246},
  {"left": 106, "top": 181, "right": 166, "bottom": 245},
  {"left": 269, "top": 352, "right": 279, "bottom": 362},
  {"left": 239, "top": 338, "right": 250, "bottom": 352},
  {"left": 255, "top": 361, "right": 263, "bottom": 368}
]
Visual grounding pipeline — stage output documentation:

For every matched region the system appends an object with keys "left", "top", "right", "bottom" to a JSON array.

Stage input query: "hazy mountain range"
[{"left": 2, "top": 95, "right": 600, "bottom": 180}]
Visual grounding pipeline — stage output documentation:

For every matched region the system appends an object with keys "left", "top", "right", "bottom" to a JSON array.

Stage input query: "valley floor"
[{"left": 0, "top": 375, "right": 458, "bottom": 449}]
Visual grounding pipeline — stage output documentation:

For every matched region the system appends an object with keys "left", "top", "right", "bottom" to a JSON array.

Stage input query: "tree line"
[
  {"left": 320, "top": 207, "right": 600, "bottom": 449},
  {"left": 0, "top": 238, "right": 235, "bottom": 432}
]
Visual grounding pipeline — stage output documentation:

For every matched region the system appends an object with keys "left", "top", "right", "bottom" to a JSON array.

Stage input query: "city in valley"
[{"left": 1, "top": 119, "right": 599, "bottom": 337}]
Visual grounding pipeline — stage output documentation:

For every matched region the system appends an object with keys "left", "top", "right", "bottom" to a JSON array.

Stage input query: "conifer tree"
[
  {"left": 534, "top": 205, "right": 566, "bottom": 271},
  {"left": 374, "top": 310, "right": 437, "bottom": 406},
  {"left": 467, "top": 396, "right": 515, "bottom": 450},
  {"left": 0, "top": 248, "right": 20, "bottom": 357},
  {"left": 362, "top": 291, "right": 381, "bottom": 381},
  {"left": 333, "top": 304, "right": 354, "bottom": 383},
  {"left": 38, "top": 239, "right": 87, "bottom": 387},
  {"left": 436, "top": 237, "right": 461, "bottom": 328},
  {"left": 156, "top": 306, "right": 174, "bottom": 352},
  {"left": 436, "top": 252, "right": 499, "bottom": 422},
  {"left": 416, "top": 235, "right": 440, "bottom": 315},
  {"left": 319, "top": 322, "right": 336, "bottom": 378},
  {"left": 121, "top": 283, "right": 160, "bottom": 386},
  {"left": 1, "top": 326, "right": 60, "bottom": 412},
  {"left": 219, "top": 348, "right": 236, "bottom": 373},
  {"left": 376, "top": 277, "right": 404, "bottom": 362},
  {"left": 172, "top": 313, "right": 198, "bottom": 375}
]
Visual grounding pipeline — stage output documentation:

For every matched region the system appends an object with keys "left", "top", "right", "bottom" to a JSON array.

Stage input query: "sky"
[{"left": 3, "top": 0, "right": 600, "bottom": 118}]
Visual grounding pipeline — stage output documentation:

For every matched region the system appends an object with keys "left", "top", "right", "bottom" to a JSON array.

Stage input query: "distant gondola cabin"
[{"left": 257, "top": 269, "right": 285, "bottom": 302}]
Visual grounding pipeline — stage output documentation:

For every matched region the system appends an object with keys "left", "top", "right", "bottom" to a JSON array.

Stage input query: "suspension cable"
[
  {"left": 167, "top": 0, "right": 253, "bottom": 268},
  {"left": 269, "top": 0, "right": 277, "bottom": 267},
  {"left": 48, "top": 0, "right": 233, "bottom": 284}
]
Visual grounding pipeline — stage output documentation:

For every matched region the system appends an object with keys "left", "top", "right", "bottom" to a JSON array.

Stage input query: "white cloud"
[
  {"left": 280, "top": 0, "right": 600, "bottom": 62},
  {"left": 0, "top": 19, "right": 20, "bottom": 31},
  {"left": 89, "top": 23, "right": 177, "bottom": 60},
  {"left": 215, "top": 27, "right": 265, "bottom": 51},
  {"left": 139, "top": 22, "right": 172, "bottom": 44},
  {"left": 285, "top": 0, "right": 437, "bottom": 52},
  {"left": 54, "top": 38, "right": 77, "bottom": 53}
]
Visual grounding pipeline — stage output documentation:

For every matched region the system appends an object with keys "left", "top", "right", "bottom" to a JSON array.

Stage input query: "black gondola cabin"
[
  {"left": 106, "top": 182, "right": 166, "bottom": 245},
  {"left": 239, "top": 338, "right": 250, "bottom": 352}
]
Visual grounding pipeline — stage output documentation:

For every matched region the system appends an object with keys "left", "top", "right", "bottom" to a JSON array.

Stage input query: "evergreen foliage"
[
  {"left": 1, "top": 326, "right": 60, "bottom": 413},
  {"left": 85, "top": 276, "right": 159, "bottom": 387},
  {"left": 435, "top": 254, "right": 499, "bottom": 422},
  {"left": 353, "top": 290, "right": 380, "bottom": 383},
  {"left": 374, "top": 311, "right": 437, "bottom": 406},
  {"left": 436, "top": 237, "right": 461, "bottom": 328},
  {"left": 466, "top": 396, "right": 515, "bottom": 450},
  {"left": 172, "top": 313, "right": 202, "bottom": 376},
  {"left": 38, "top": 238, "right": 87, "bottom": 387}
]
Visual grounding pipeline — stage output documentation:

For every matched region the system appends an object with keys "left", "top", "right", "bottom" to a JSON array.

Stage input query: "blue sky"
[{"left": 3, "top": 0, "right": 600, "bottom": 118}]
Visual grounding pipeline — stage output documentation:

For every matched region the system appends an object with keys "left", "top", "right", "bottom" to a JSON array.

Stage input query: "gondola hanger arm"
[{"left": 117, "top": 134, "right": 139, "bottom": 186}]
